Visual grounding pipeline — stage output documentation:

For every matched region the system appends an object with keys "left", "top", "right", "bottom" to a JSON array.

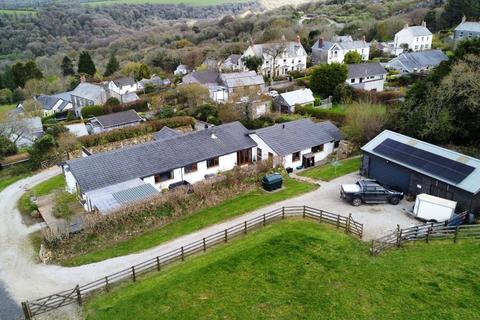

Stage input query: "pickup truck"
[{"left": 340, "top": 180, "right": 404, "bottom": 206}]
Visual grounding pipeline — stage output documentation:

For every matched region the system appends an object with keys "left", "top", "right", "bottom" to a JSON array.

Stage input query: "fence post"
[
  {"left": 426, "top": 228, "right": 431, "bottom": 243},
  {"left": 105, "top": 276, "right": 109, "bottom": 292},
  {"left": 303, "top": 205, "right": 306, "bottom": 218},
  {"left": 22, "top": 302, "right": 32, "bottom": 320},
  {"left": 224, "top": 229, "right": 228, "bottom": 243},
  {"left": 263, "top": 214, "right": 266, "bottom": 226},
  {"left": 156, "top": 256, "right": 161, "bottom": 271},
  {"left": 336, "top": 215, "right": 340, "bottom": 229},
  {"left": 203, "top": 238, "right": 206, "bottom": 251},
  {"left": 132, "top": 266, "right": 136, "bottom": 282},
  {"left": 346, "top": 214, "right": 352, "bottom": 234},
  {"left": 396, "top": 224, "right": 401, "bottom": 247},
  {"left": 319, "top": 210, "right": 323, "bottom": 223},
  {"left": 244, "top": 221, "right": 247, "bottom": 234},
  {"left": 181, "top": 246, "right": 185, "bottom": 260},
  {"left": 397, "top": 229, "right": 403, "bottom": 247},
  {"left": 454, "top": 226, "right": 459, "bottom": 243},
  {"left": 370, "top": 240, "right": 375, "bottom": 256},
  {"left": 282, "top": 206, "right": 285, "bottom": 219},
  {"left": 75, "top": 285, "right": 82, "bottom": 305}
]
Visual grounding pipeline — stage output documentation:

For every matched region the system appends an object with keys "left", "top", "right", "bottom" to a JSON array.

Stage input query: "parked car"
[
  {"left": 168, "top": 180, "right": 193, "bottom": 193},
  {"left": 340, "top": 180, "right": 404, "bottom": 206}
]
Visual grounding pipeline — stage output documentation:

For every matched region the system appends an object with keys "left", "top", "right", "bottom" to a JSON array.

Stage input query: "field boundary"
[
  {"left": 21, "top": 205, "right": 362, "bottom": 319},
  {"left": 370, "top": 212, "right": 478, "bottom": 255}
]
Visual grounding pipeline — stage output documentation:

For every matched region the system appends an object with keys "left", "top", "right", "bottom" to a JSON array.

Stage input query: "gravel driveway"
[{"left": 0, "top": 169, "right": 418, "bottom": 319}]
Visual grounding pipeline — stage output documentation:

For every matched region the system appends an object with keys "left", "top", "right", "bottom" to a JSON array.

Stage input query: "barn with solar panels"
[{"left": 361, "top": 130, "right": 480, "bottom": 214}]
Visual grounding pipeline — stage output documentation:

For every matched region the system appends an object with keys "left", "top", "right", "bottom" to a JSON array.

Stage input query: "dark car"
[
  {"left": 168, "top": 180, "right": 193, "bottom": 193},
  {"left": 340, "top": 180, "right": 404, "bottom": 206}
]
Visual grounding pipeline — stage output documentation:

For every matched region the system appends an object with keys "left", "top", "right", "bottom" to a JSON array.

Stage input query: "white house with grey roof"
[
  {"left": 385, "top": 49, "right": 448, "bottom": 73},
  {"left": 249, "top": 118, "right": 343, "bottom": 170},
  {"left": 70, "top": 82, "right": 108, "bottom": 117},
  {"left": 30, "top": 93, "right": 73, "bottom": 117},
  {"left": 240, "top": 36, "right": 307, "bottom": 78},
  {"left": 454, "top": 16, "right": 480, "bottom": 42},
  {"left": 312, "top": 35, "right": 370, "bottom": 65},
  {"left": 221, "top": 54, "right": 243, "bottom": 71},
  {"left": 274, "top": 88, "right": 315, "bottom": 113},
  {"left": 393, "top": 22, "right": 432, "bottom": 56},
  {"left": 346, "top": 63, "right": 387, "bottom": 92},
  {"left": 63, "top": 122, "right": 256, "bottom": 212}
]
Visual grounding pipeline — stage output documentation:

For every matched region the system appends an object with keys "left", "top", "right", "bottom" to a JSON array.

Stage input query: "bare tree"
[{"left": 262, "top": 37, "right": 288, "bottom": 83}]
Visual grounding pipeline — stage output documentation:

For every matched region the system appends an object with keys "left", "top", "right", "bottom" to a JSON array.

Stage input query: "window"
[
  {"left": 257, "top": 148, "right": 262, "bottom": 161},
  {"left": 207, "top": 157, "right": 219, "bottom": 168},
  {"left": 283, "top": 59, "right": 287, "bottom": 63},
  {"left": 292, "top": 151, "right": 301, "bottom": 162},
  {"left": 350, "top": 78, "right": 355, "bottom": 83},
  {"left": 334, "top": 141, "right": 340, "bottom": 148},
  {"left": 154, "top": 171, "right": 173, "bottom": 183},
  {"left": 237, "top": 149, "right": 252, "bottom": 165},
  {"left": 312, "top": 145, "right": 324, "bottom": 153},
  {"left": 184, "top": 163, "right": 198, "bottom": 174}
]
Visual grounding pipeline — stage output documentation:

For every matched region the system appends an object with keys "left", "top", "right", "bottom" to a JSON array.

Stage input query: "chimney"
[
  {"left": 80, "top": 75, "right": 86, "bottom": 83},
  {"left": 319, "top": 37, "right": 324, "bottom": 48},
  {"left": 296, "top": 35, "right": 301, "bottom": 43},
  {"left": 282, "top": 124, "right": 285, "bottom": 129},
  {"left": 249, "top": 37, "right": 255, "bottom": 46},
  {"left": 422, "top": 20, "right": 426, "bottom": 27},
  {"left": 210, "top": 126, "right": 217, "bottom": 139},
  {"left": 362, "top": 35, "right": 366, "bottom": 42},
  {"left": 462, "top": 15, "right": 467, "bottom": 23},
  {"left": 404, "top": 23, "right": 409, "bottom": 29},
  {"left": 281, "top": 34, "right": 286, "bottom": 41}
]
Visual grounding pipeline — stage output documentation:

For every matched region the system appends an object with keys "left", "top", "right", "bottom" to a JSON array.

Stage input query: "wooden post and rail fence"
[
  {"left": 21, "top": 206, "right": 363, "bottom": 319},
  {"left": 370, "top": 211, "right": 478, "bottom": 256}
]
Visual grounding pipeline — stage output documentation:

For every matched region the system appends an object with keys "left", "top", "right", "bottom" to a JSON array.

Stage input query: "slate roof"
[
  {"left": 226, "top": 54, "right": 242, "bottom": 64},
  {"left": 113, "top": 183, "right": 159, "bottom": 205},
  {"left": 183, "top": 71, "right": 220, "bottom": 85},
  {"left": 347, "top": 63, "right": 387, "bottom": 79},
  {"left": 313, "top": 36, "right": 368, "bottom": 51},
  {"left": 278, "top": 89, "right": 314, "bottom": 107},
  {"left": 92, "top": 110, "right": 143, "bottom": 129},
  {"left": 154, "top": 126, "right": 181, "bottom": 141},
  {"left": 252, "top": 118, "right": 342, "bottom": 156},
  {"left": 36, "top": 95, "right": 60, "bottom": 110},
  {"left": 362, "top": 130, "right": 480, "bottom": 194},
  {"left": 67, "top": 121, "right": 256, "bottom": 193},
  {"left": 71, "top": 83, "right": 106, "bottom": 101},
  {"left": 112, "top": 77, "right": 136, "bottom": 88},
  {"left": 404, "top": 25, "right": 432, "bottom": 37},
  {"left": 386, "top": 50, "right": 448, "bottom": 72},
  {"left": 220, "top": 71, "right": 265, "bottom": 88},
  {"left": 249, "top": 41, "right": 307, "bottom": 58},
  {"left": 455, "top": 21, "right": 480, "bottom": 33}
]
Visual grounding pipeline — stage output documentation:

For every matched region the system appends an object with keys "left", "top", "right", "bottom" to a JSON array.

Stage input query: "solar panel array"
[{"left": 373, "top": 139, "right": 475, "bottom": 184}]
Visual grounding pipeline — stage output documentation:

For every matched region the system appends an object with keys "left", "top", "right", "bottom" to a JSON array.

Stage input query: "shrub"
[
  {"left": 0, "top": 136, "right": 17, "bottom": 159},
  {"left": 310, "top": 63, "right": 348, "bottom": 97},
  {"left": 342, "top": 103, "right": 387, "bottom": 146},
  {"left": 333, "top": 83, "right": 355, "bottom": 104},
  {"left": 52, "top": 191, "right": 77, "bottom": 219},
  {"left": 81, "top": 99, "right": 151, "bottom": 118},
  {"left": 79, "top": 116, "right": 195, "bottom": 147},
  {"left": 295, "top": 105, "right": 347, "bottom": 124},
  {"left": 81, "top": 105, "right": 104, "bottom": 118},
  {"left": 353, "top": 89, "right": 403, "bottom": 104},
  {"left": 105, "top": 97, "right": 120, "bottom": 107}
]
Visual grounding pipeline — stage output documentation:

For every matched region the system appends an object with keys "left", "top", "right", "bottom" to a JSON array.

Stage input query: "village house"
[
  {"left": 220, "top": 54, "right": 243, "bottom": 71},
  {"left": 137, "top": 75, "right": 171, "bottom": 91},
  {"left": 273, "top": 88, "right": 315, "bottom": 113},
  {"left": 393, "top": 22, "right": 432, "bottom": 56},
  {"left": 346, "top": 62, "right": 387, "bottom": 92},
  {"left": 454, "top": 16, "right": 480, "bottom": 42},
  {"left": 2, "top": 110, "right": 44, "bottom": 148},
  {"left": 174, "top": 64, "right": 190, "bottom": 76},
  {"left": 86, "top": 109, "right": 144, "bottom": 134},
  {"left": 249, "top": 118, "right": 343, "bottom": 171},
  {"left": 32, "top": 93, "right": 73, "bottom": 117},
  {"left": 63, "top": 122, "right": 257, "bottom": 213},
  {"left": 70, "top": 82, "right": 108, "bottom": 118},
  {"left": 385, "top": 49, "right": 449, "bottom": 73},
  {"left": 182, "top": 70, "right": 227, "bottom": 102},
  {"left": 312, "top": 35, "right": 370, "bottom": 64},
  {"left": 361, "top": 130, "right": 480, "bottom": 213},
  {"left": 240, "top": 36, "right": 307, "bottom": 78}
]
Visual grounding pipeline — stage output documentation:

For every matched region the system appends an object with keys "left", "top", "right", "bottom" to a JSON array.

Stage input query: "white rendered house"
[
  {"left": 346, "top": 63, "right": 387, "bottom": 92},
  {"left": 312, "top": 35, "right": 370, "bottom": 65},
  {"left": 393, "top": 22, "right": 432, "bottom": 56},
  {"left": 240, "top": 36, "right": 307, "bottom": 78}
]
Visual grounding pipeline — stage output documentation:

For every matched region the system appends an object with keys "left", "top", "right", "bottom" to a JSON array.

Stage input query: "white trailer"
[{"left": 412, "top": 193, "right": 457, "bottom": 222}]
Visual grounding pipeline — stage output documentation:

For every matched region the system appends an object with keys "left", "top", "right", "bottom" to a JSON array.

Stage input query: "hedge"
[
  {"left": 79, "top": 116, "right": 195, "bottom": 147},
  {"left": 81, "top": 99, "right": 150, "bottom": 118},
  {"left": 295, "top": 105, "right": 346, "bottom": 124}
]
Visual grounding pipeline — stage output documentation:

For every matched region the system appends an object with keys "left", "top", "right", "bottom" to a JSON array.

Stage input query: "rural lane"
[{"left": 0, "top": 168, "right": 418, "bottom": 318}]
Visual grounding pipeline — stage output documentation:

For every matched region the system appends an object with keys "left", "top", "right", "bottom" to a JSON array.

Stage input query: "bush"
[
  {"left": 333, "top": 83, "right": 355, "bottom": 104},
  {"left": 0, "top": 136, "right": 17, "bottom": 159},
  {"left": 52, "top": 191, "right": 77, "bottom": 219},
  {"left": 295, "top": 105, "right": 347, "bottom": 124},
  {"left": 79, "top": 116, "right": 196, "bottom": 147},
  {"left": 105, "top": 97, "right": 120, "bottom": 107},
  {"left": 342, "top": 103, "right": 387, "bottom": 146},
  {"left": 81, "top": 105, "right": 104, "bottom": 118},
  {"left": 310, "top": 63, "right": 348, "bottom": 97},
  {"left": 353, "top": 89, "right": 403, "bottom": 104}
]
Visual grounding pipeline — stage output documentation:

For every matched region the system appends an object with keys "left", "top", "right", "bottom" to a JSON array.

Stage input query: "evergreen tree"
[
  {"left": 11, "top": 61, "right": 43, "bottom": 88},
  {"left": 310, "top": 63, "right": 348, "bottom": 97},
  {"left": 104, "top": 53, "right": 120, "bottom": 77},
  {"left": 61, "top": 56, "right": 75, "bottom": 77},
  {"left": 134, "top": 63, "right": 150, "bottom": 81},
  {"left": 78, "top": 51, "right": 96, "bottom": 76}
]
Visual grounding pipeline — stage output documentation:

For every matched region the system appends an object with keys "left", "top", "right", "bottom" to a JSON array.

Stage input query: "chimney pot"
[
  {"left": 319, "top": 37, "right": 324, "bottom": 48},
  {"left": 462, "top": 15, "right": 467, "bottom": 23},
  {"left": 422, "top": 20, "right": 426, "bottom": 27},
  {"left": 296, "top": 35, "right": 301, "bottom": 43}
]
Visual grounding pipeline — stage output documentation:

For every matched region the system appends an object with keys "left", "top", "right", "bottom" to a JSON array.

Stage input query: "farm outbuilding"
[{"left": 361, "top": 131, "right": 480, "bottom": 214}]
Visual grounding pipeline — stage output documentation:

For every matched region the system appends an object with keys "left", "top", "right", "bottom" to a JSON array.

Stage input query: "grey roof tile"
[
  {"left": 252, "top": 118, "right": 342, "bottom": 156},
  {"left": 347, "top": 62, "right": 387, "bottom": 79},
  {"left": 154, "top": 126, "right": 181, "bottom": 141},
  {"left": 112, "top": 77, "right": 136, "bottom": 88},
  {"left": 93, "top": 110, "right": 143, "bottom": 129}
]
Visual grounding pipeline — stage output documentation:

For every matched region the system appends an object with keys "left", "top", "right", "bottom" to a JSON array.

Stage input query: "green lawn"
[
  {"left": 0, "top": 103, "right": 15, "bottom": 117},
  {"left": 64, "top": 177, "right": 316, "bottom": 266},
  {"left": 19, "top": 174, "right": 65, "bottom": 214},
  {"left": 0, "top": 174, "right": 28, "bottom": 192},
  {"left": 299, "top": 157, "right": 361, "bottom": 181},
  {"left": 84, "top": 219, "right": 480, "bottom": 320}
]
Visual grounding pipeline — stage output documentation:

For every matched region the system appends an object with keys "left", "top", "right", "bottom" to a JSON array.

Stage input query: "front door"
[{"left": 237, "top": 149, "right": 252, "bottom": 166}]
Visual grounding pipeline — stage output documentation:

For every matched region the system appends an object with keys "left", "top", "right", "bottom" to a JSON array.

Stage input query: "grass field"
[
  {"left": 84, "top": 219, "right": 480, "bottom": 320},
  {"left": 0, "top": 104, "right": 15, "bottom": 117},
  {"left": 299, "top": 156, "right": 361, "bottom": 181},
  {"left": 64, "top": 177, "right": 316, "bottom": 266},
  {"left": 86, "top": 0, "right": 249, "bottom": 6},
  {"left": 0, "top": 174, "right": 28, "bottom": 193},
  {"left": 19, "top": 174, "right": 65, "bottom": 215}
]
